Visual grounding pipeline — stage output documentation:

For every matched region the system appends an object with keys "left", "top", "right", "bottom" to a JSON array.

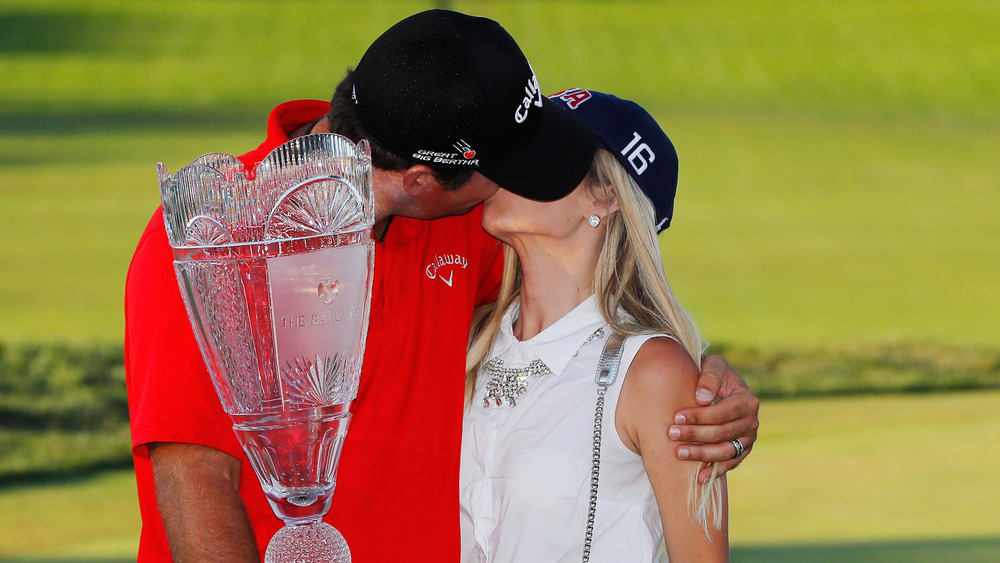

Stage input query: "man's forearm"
[{"left": 150, "top": 442, "right": 259, "bottom": 562}]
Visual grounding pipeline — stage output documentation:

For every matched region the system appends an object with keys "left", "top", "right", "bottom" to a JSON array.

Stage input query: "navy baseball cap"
[
  {"left": 353, "top": 10, "right": 597, "bottom": 201},
  {"left": 549, "top": 89, "right": 678, "bottom": 232}
]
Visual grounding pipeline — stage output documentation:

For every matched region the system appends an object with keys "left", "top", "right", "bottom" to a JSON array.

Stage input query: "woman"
[{"left": 461, "top": 90, "right": 728, "bottom": 562}]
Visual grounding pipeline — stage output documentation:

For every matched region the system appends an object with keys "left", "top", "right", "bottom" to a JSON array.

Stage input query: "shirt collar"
[
  {"left": 494, "top": 295, "right": 605, "bottom": 375},
  {"left": 267, "top": 99, "right": 331, "bottom": 143}
]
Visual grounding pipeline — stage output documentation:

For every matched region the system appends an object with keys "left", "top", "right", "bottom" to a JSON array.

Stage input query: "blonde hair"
[{"left": 466, "top": 148, "right": 723, "bottom": 532}]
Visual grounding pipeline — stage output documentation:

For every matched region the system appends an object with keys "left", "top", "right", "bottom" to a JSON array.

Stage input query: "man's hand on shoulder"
[{"left": 669, "top": 354, "right": 760, "bottom": 484}]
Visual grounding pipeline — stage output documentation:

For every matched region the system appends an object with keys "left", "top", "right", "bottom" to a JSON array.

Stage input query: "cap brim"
[{"left": 478, "top": 97, "right": 597, "bottom": 202}]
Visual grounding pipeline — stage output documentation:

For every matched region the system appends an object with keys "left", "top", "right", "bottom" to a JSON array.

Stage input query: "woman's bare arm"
[{"left": 617, "top": 337, "right": 729, "bottom": 562}]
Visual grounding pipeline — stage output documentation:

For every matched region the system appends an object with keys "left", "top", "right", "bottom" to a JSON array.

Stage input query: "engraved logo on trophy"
[{"left": 318, "top": 277, "right": 341, "bottom": 304}]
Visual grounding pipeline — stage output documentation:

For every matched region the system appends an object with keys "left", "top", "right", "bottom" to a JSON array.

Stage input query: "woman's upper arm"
[
  {"left": 616, "top": 336, "right": 699, "bottom": 455},
  {"left": 617, "top": 337, "right": 729, "bottom": 561}
]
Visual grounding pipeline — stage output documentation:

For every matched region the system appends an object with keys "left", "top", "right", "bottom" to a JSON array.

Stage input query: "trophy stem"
[
  {"left": 264, "top": 521, "right": 351, "bottom": 563},
  {"left": 232, "top": 404, "right": 351, "bottom": 525}
]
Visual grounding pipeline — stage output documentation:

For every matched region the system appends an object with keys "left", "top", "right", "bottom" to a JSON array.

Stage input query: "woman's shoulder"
[
  {"left": 622, "top": 334, "right": 700, "bottom": 408},
  {"left": 628, "top": 333, "right": 698, "bottom": 377},
  {"left": 614, "top": 334, "right": 699, "bottom": 454}
]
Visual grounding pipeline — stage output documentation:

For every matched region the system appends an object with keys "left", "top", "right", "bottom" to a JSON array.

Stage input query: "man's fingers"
[
  {"left": 677, "top": 440, "right": 737, "bottom": 464},
  {"left": 668, "top": 418, "right": 751, "bottom": 444},
  {"left": 674, "top": 391, "right": 751, "bottom": 426},
  {"left": 679, "top": 355, "right": 760, "bottom": 481},
  {"left": 694, "top": 354, "right": 727, "bottom": 405},
  {"left": 677, "top": 434, "right": 753, "bottom": 465}
]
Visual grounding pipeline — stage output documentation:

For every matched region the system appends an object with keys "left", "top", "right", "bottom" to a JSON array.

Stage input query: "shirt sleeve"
[{"left": 124, "top": 210, "right": 243, "bottom": 460}]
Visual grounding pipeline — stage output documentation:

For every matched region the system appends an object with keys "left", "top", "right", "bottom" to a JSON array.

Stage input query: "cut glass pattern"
[
  {"left": 159, "top": 134, "right": 373, "bottom": 247},
  {"left": 281, "top": 352, "right": 361, "bottom": 408},
  {"left": 183, "top": 215, "right": 233, "bottom": 246},
  {"left": 266, "top": 176, "right": 368, "bottom": 239}
]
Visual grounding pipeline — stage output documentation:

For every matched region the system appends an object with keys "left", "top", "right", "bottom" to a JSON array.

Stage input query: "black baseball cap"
[
  {"left": 352, "top": 10, "right": 597, "bottom": 201},
  {"left": 549, "top": 89, "right": 679, "bottom": 232}
]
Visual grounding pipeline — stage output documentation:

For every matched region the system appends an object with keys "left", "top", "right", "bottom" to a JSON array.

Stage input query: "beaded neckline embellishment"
[{"left": 481, "top": 327, "right": 605, "bottom": 408}]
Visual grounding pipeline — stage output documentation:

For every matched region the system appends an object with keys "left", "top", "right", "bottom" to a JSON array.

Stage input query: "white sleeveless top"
[{"left": 460, "top": 296, "right": 666, "bottom": 562}]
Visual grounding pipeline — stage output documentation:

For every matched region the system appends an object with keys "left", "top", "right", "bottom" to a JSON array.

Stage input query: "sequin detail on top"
[
  {"left": 481, "top": 328, "right": 605, "bottom": 408},
  {"left": 481, "top": 359, "right": 552, "bottom": 407}
]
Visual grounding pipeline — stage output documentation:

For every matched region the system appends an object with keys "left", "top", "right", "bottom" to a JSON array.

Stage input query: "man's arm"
[
  {"left": 150, "top": 443, "right": 259, "bottom": 562},
  {"left": 669, "top": 354, "right": 760, "bottom": 484}
]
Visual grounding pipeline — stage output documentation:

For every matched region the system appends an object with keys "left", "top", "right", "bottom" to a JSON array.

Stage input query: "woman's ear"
[
  {"left": 606, "top": 193, "right": 621, "bottom": 214},
  {"left": 401, "top": 164, "right": 442, "bottom": 197},
  {"left": 586, "top": 181, "right": 620, "bottom": 216}
]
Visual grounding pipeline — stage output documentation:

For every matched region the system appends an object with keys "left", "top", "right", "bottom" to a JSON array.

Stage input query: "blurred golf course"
[{"left": 1, "top": 0, "right": 998, "bottom": 560}]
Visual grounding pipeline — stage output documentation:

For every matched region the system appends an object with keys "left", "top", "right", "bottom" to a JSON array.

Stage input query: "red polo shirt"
[{"left": 126, "top": 100, "right": 503, "bottom": 561}]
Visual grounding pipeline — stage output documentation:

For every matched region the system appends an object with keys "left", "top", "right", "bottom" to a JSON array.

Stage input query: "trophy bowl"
[{"left": 158, "top": 134, "right": 375, "bottom": 562}]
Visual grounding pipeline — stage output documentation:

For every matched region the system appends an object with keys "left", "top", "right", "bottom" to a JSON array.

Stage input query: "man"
[{"left": 126, "top": 10, "right": 758, "bottom": 562}]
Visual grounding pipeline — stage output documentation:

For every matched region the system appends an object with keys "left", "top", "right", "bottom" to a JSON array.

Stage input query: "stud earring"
[{"left": 587, "top": 214, "right": 601, "bottom": 228}]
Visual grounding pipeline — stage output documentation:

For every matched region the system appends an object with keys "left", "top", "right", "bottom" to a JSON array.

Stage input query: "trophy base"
[{"left": 264, "top": 521, "right": 351, "bottom": 563}]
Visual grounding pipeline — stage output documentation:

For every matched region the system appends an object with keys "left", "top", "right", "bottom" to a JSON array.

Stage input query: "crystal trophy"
[{"left": 157, "top": 134, "right": 374, "bottom": 562}]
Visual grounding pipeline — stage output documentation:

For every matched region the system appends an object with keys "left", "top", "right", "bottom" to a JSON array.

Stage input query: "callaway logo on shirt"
[{"left": 425, "top": 253, "right": 469, "bottom": 287}]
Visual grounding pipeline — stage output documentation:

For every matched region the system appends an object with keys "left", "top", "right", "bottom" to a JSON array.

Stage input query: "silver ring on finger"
[{"left": 730, "top": 438, "right": 745, "bottom": 459}]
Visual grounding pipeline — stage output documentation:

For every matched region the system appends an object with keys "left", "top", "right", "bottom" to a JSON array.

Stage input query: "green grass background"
[
  {"left": 1, "top": 0, "right": 997, "bottom": 560},
  {"left": 1, "top": 0, "right": 997, "bottom": 345}
]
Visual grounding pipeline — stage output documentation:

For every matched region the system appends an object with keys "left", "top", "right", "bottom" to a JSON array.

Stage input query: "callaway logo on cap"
[
  {"left": 352, "top": 10, "right": 597, "bottom": 202},
  {"left": 550, "top": 89, "right": 679, "bottom": 232}
]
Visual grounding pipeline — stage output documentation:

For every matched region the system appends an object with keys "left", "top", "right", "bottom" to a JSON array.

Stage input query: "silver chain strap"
[{"left": 582, "top": 331, "right": 627, "bottom": 563}]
